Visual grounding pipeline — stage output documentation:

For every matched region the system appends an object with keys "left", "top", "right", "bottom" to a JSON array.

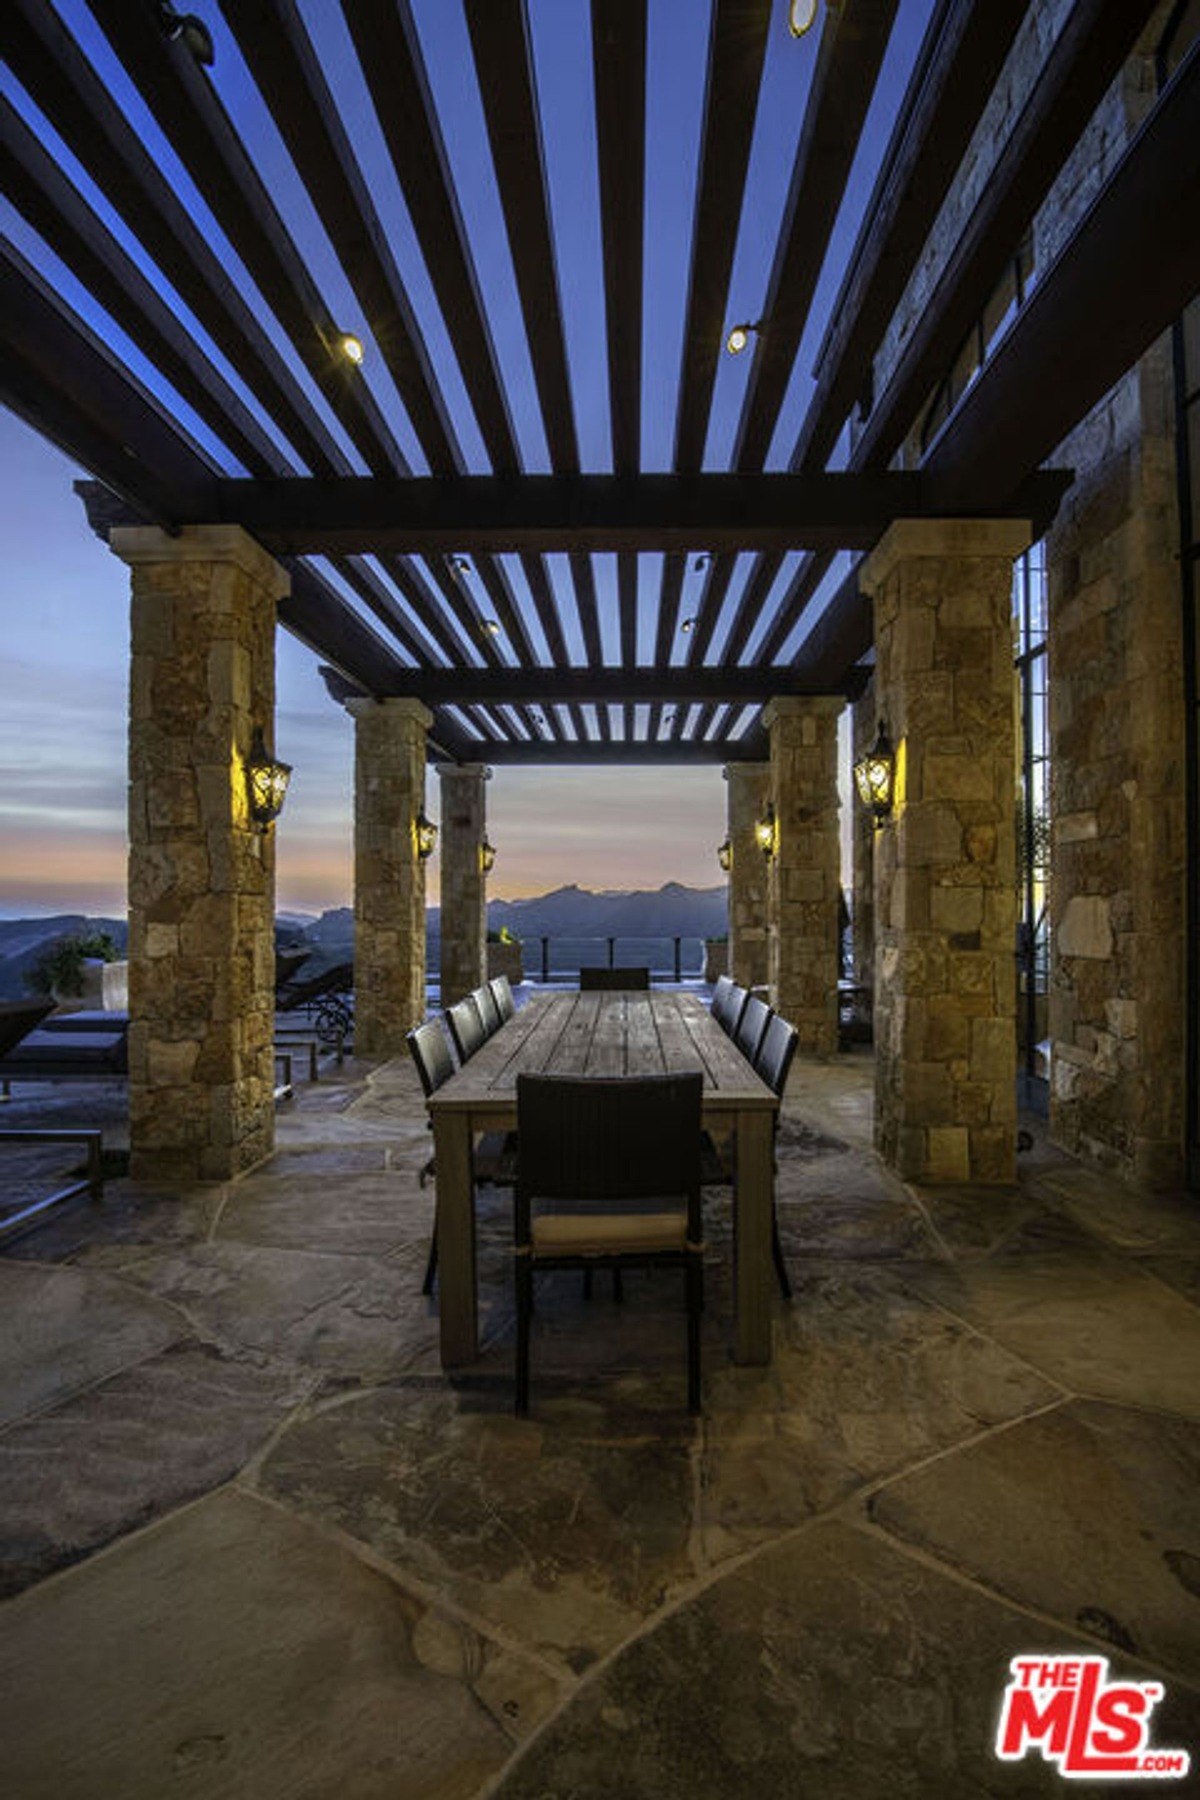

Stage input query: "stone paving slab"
[
  {"left": 697, "top": 1266, "right": 1058, "bottom": 1561},
  {"left": 907, "top": 1181, "right": 1042, "bottom": 1257},
  {"left": 257, "top": 1382, "right": 700, "bottom": 1673},
  {"left": 491, "top": 1518, "right": 1200, "bottom": 1800},
  {"left": 1, "top": 1177, "right": 226, "bottom": 1265},
  {"left": 217, "top": 1166, "right": 433, "bottom": 1257},
  {"left": 0, "top": 1259, "right": 182, "bottom": 1427},
  {"left": 0, "top": 1342, "right": 311, "bottom": 1596},
  {"left": 0, "top": 1486, "right": 562, "bottom": 1800},
  {"left": 870, "top": 1398, "right": 1200, "bottom": 1683},
  {"left": 1030, "top": 1164, "right": 1200, "bottom": 1255},
  {"left": 901, "top": 1214, "right": 1200, "bottom": 1418},
  {"left": 775, "top": 1149, "right": 939, "bottom": 1260}
]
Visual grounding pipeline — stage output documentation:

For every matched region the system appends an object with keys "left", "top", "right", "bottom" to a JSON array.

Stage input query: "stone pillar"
[
  {"left": 763, "top": 696, "right": 842, "bottom": 1057},
  {"left": 438, "top": 763, "right": 490, "bottom": 1009},
  {"left": 851, "top": 680, "right": 877, "bottom": 993},
  {"left": 111, "top": 524, "right": 287, "bottom": 1183},
  {"left": 860, "top": 518, "right": 1029, "bottom": 1185},
  {"left": 723, "top": 762, "right": 770, "bottom": 991},
  {"left": 349, "top": 698, "right": 432, "bottom": 1054}
]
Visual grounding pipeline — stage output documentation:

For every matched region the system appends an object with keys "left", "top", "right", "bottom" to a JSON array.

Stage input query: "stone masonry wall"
[
  {"left": 351, "top": 698, "right": 431, "bottom": 1054},
  {"left": 113, "top": 525, "right": 286, "bottom": 1183},
  {"left": 861, "top": 520, "right": 1027, "bottom": 1185},
  {"left": 1046, "top": 336, "right": 1186, "bottom": 1187},
  {"left": 724, "top": 762, "right": 770, "bottom": 992},
  {"left": 851, "top": 681, "right": 877, "bottom": 992},
  {"left": 764, "top": 697, "right": 841, "bottom": 1057}
]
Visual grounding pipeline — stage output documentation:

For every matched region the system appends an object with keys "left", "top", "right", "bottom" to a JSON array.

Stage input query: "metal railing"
[{"left": 522, "top": 936, "right": 704, "bottom": 983}]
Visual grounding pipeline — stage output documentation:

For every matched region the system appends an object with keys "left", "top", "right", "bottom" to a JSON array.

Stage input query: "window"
[{"left": 1013, "top": 544, "right": 1049, "bottom": 1098}]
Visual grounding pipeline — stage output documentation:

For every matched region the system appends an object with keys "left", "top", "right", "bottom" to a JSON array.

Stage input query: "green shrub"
[{"left": 27, "top": 932, "right": 118, "bottom": 998}]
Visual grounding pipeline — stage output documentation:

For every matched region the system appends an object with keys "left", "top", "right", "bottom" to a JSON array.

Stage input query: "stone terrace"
[{"left": 1, "top": 1053, "right": 1199, "bottom": 1797}]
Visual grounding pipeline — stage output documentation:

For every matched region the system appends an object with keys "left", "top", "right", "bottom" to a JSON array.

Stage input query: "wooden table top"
[{"left": 427, "top": 990, "right": 778, "bottom": 1112}]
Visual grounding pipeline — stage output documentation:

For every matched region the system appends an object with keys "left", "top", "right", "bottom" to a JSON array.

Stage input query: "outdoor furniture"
[
  {"left": 406, "top": 1018, "right": 517, "bottom": 1296},
  {"left": 735, "top": 993, "right": 772, "bottom": 1064},
  {"left": 720, "top": 982, "right": 749, "bottom": 1040},
  {"left": 579, "top": 966, "right": 650, "bottom": 990},
  {"left": 0, "top": 1127, "right": 106, "bottom": 1239},
  {"left": 276, "top": 959, "right": 354, "bottom": 1049},
  {"left": 701, "top": 1011, "right": 800, "bottom": 1300},
  {"left": 709, "top": 974, "right": 736, "bottom": 1029},
  {"left": 473, "top": 982, "right": 502, "bottom": 1036},
  {"left": 427, "top": 990, "right": 777, "bottom": 1369},
  {"left": 0, "top": 998, "right": 55, "bottom": 1059},
  {"left": 514, "top": 1072, "right": 704, "bottom": 1415},
  {"left": 0, "top": 1008, "right": 129, "bottom": 1095},
  {"left": 445, "top": 995, "right": 486, "bottom": 1063},
  {"left": 489, "top": 974, "right": 516, "bottom": 1022}
]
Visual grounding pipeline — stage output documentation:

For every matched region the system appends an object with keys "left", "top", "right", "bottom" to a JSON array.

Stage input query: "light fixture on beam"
[
  {"left": 337, "top": 332, "right": 364, "bottom": 365},
  {"left": 246, "top": 728, "right": 292, "bottom": 832},
  {"left": 717, "top": 837, "right": 732, "bottom": 873},
  {"left": 681, "top": 617, "right": 696, "bottom": 634},
  {"left": 725, "top": 318, "right": 763, "bottom": 356},
  {"left": 755, "top": 801, "right": 778, "bottom": 860},
  {"left": 480, "top": 837, "right": 497, "bottom": 875},
  {"left": 853, "top": 721, "right": 896, "bottom": 827},
  {"left": 481, "top": 618, "right": 501, "bottom": 637},
  {"left": 787, "top": 0, "right": 819, "bottom": 37},
  {"left": 415, "top": 810, "right": 438, "bottom": 860},
  {"left": 155, "top": 1, "right": 214, "bottom": 65}
]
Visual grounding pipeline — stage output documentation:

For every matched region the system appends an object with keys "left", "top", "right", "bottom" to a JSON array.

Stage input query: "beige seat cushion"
[{"left": 530, "top": 1209, "right": 688, "bottom": 1258}]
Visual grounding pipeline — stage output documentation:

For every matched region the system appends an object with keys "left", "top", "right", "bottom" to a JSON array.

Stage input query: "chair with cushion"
[
  {"left": 473, "top": 982, "right": 501, "bottom": 1037},
  {"left": 406, "top": 1018, "right": 516, "bottom": 1296},
  {"left": 489, "top": 974, "right": 516, "bottom": 1022},
  {"left": 579, "top": 966, "right": 650, "bottom": 991},
  {"left": 514, "top": 1072, "right": 704, "bottom": 1416},
  {"left": 735, "top": 993, "right": 772, "bottom": 1064},
  {"left": 445, "top": 994, "right": 486, "bottom": 1063}
]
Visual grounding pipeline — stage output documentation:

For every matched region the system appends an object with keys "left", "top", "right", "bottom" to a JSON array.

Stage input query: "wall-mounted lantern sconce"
[
  {"left": 415, "top": 810, "right": 438, "bottom": 860},
  {"left": 480, "top": 837, "right": 497, "bottom": 875},
  {"left": 853, "top": 721, "right": 896, "bottom": 827},
  {"left": 717, "top": 837, "right": 732, "bottom": 873},
  {"left": 725, "top": 318, "right": 763, "bottom": 356},
  {"left": 246, "top": 728, "right": 292, "bottom": 832},
  {"left": 755, "top": 801, "right": 778, "bottom": 859}
]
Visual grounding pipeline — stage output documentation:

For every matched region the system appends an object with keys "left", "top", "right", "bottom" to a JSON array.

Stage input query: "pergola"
[{"left": 3, "top": 0, "right": 1198, "bottom": 1187}]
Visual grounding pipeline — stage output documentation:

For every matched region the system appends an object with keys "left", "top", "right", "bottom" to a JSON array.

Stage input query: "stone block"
[
  {"left": 926, "top": 1127, "right": 971, "bottom": 1183},
  {"left": 970, "top": 1125, "right": 1015, "bottom": 1185},
  {"left": 929, "top": 886, "right": 984, "bottom": 934},
  {"left": 1058, "top": 894, "right": 1114, "bottom": 959}
]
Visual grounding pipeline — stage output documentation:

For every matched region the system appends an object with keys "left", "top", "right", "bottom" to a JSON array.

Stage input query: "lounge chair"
[{"left": 0, "top": 1006, "right": 129, "bottom": 1095}]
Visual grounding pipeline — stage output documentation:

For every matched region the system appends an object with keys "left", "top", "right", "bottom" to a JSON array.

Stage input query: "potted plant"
[
  {"left": 486, "top": 925, "right": 524, "bottom": 985},
  {"left": 27, "top": 931, "right": 119, "bottom": 1009}
]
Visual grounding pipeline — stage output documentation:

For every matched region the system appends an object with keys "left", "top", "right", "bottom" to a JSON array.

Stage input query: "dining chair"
[
  {"left": 445, "top": 994, "right": 486, "bottom": 1063},
  {"left": 473, "top": 982, "right": 502, "bottom": 1036},
  {"left": 735, "top": 993, "right": 772, "bottom": 1064},
  {"left": 490, "top": 974, "right": 516, "bottom": 1021},
  {"left": 710, "top": 973, "right": 736, "bottom": 1029},
  {"left": 700, "top": 1011, "right": 800, "bottom": 1299},
  {"left": 579, "top": 966, "right": 650, "bottom": 990},
  {"left": 723, "top": 982, "right": 749, "bottom": 1039},
  {"left": 513, "top": 1072, "right": 704, "bottom": 1416},
  {"left": 406, "top": 1018, "right": 517, "bottom": 1296}
]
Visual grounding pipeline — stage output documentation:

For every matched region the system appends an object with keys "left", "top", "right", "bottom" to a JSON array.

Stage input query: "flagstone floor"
[{"left": 1, "top": 1046, "right": 1198, "bottom": 1797}]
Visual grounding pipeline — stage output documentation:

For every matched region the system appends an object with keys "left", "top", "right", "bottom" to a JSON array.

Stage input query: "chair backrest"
[
  {"left": 723, "top": 983, "right": 749, "bottom": 1038},
  {"left": 473, "top": 982, "right": 501, "bottom": 1036},
  {"left": 406, "top": 1018, "right": 455, "bottom": 1098},
  {"left": 490, "top": 974, "right": 516, "bottom": 1021},
  {"left": 735, "top": 993, "right": 772, "bottom": 1064},
  {"left": 445, "top": 995, "right": 486, "bottom": 1063},
  {"left": 579, "top": 966, "right": 650, "bottom": 991},
  {"left": 710, "top": 973, "right": 735, "bottom": 1029},
  {"left": 515, "top": 1072, "right": 702, "bottom": 1243},
  {"left": 755, "top": 1012, "right": 799, "bottom": 1099}
]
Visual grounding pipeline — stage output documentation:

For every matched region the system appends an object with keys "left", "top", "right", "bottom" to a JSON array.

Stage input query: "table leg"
[
  {"left": 734, "top": 1107, "right": 773, "bottom": 1364},
  {"left": 432, "top": 1112, "right": 477, "bottom": 1366}
]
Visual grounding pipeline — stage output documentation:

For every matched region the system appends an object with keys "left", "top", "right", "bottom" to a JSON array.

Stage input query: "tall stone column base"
[
  {"left": 723, "top": 763, "right": 770, "bottom": 991},
  {"left": 350, "top": 698, "right": 432, "bottom": 1054},
  {"left": 439, "top": 764, "right": 490, "bottom": 1009},
  {"left": 112, "top": 525, "right": 287, "bottom": 1183},
  {"left": 763, "top": 696, "right": 842, "bottom": 1057},
  {"left": 861, "top": 518, "right": 1028, "bottom": 1186}
]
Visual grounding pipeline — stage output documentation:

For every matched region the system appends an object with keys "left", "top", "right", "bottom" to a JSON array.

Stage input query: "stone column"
[
  {"left": 859, "top": 518, "right": 1029, "bottom": 1185},
  {"left": 851, "top": 679, "right": 877, "bottom": 991},
  {"left": 111, "top": 524, "right": 287, "bottom": 1183},
  {"left": 723, "top": 762, "right": 770, "bottom": 991},
  {"left": 349, "top": 697, "right": 432, "bottom": 1054},
  {"left": 763, "top": 696, "right": 842, "bottom": 1057},
  {"left": 438, "top": 763, "right": 490, "bottom": 1009}
]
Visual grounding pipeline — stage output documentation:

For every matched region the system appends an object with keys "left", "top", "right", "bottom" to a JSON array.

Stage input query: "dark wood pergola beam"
[
  {"left": 430, "top": 736, "right": 772, "bottom": 766},
  {"left": 207, "top": 470, "right": 1070, "bottom": 556},
  {"left": 330, "top": 666, "right": 867, "bottom": 705}
]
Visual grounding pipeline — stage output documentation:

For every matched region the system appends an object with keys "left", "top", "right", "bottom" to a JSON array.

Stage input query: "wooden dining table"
[{"left": 427, "top": 989, "right": 779, "bottom": 1369}]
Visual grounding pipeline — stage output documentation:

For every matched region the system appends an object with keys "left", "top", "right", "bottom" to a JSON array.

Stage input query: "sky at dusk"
[{"left": 0, "top": 406, "right": 733, "bottom": 919}]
